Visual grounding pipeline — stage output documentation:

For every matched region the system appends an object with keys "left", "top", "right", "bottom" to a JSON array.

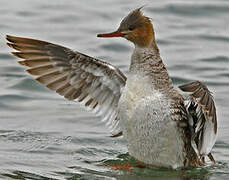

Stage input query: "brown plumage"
[{"left": 179, "top": 81, "right": 217, "bottom": 134}]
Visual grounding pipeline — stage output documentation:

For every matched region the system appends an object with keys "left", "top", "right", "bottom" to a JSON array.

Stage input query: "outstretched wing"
[
  {"left": 6, "top": 35, "right": 126, "bottom": 134},
  {"left": 179, "top": 81, "right": 217, "bottom": 162}
]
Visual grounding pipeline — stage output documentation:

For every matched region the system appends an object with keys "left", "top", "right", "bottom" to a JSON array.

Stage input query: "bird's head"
[{"left": 97, "top": 8, "right": 157, "bottom": 49}]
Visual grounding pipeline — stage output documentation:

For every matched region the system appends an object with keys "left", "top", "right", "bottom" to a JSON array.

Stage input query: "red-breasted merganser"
[{"left": 6, "top": 7, "right": 217, "bottom": 169}]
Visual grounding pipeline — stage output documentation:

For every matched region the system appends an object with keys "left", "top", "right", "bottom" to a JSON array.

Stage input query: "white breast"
[{"left": 118, "top": 73, "right": 185, "bottom": 168}]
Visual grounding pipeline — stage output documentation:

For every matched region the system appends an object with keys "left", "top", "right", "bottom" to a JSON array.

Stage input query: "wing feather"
[
  {"left": 6, "top": 35, "right": 126, "bottom": 134},
  {"left": 179, "top": 81, "right": 217, "bottom": 162}
]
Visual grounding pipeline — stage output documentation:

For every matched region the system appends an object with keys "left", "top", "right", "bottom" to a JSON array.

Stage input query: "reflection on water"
[{"left": 0, "top": 0, "right": 229, "bottom": 179}]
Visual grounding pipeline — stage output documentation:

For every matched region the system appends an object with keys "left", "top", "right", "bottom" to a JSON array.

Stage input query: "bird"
[{"left": 6, "top": 7, "right": 217, "bottom": 169}]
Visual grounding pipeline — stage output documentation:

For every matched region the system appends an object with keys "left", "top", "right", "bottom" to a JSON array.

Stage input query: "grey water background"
[{"left": 0, "top": 0, "right": 228, "bottom": 179}]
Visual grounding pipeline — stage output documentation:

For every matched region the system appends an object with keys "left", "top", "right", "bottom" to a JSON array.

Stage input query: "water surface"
[{"left": 0, "top": 0, "right": 229, "bottom": 179}]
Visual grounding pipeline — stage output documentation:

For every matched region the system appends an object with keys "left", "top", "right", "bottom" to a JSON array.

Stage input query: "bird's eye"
[{"left": 128, "top": 25, "right": 135, "bottom": 31}]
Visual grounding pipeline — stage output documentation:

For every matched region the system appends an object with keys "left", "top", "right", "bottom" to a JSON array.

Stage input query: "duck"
[{"left": 6, "top": 7, "right": 217, "bottom": 169}]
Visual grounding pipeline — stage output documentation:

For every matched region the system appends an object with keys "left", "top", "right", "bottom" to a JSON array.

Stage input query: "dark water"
[{"left": 0, "top": 0, "right": 229, "bottom": 179}]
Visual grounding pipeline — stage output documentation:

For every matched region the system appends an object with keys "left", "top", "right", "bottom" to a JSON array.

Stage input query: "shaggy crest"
[{"left": 118, "top": 7, "right": 151, "bottom": 32}]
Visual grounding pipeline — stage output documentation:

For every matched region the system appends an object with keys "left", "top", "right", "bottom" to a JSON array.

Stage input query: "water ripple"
[
  {"left": 0, "top": 130, "right": 72, "bottom": 153},
  {"left": 9, "top": 78, "right": 49, "bottom": 92},
  {"left": 2, "top": 170, "right": 59, "bottom": 180},
  {"left": 151, "top": 3, "right": 229, "bottom": 17},
  {"left": 199, "top": 35, "right": 229, "bottom": 42},
  {"left": 100, "top": 43, "right": 130, "bottom": 52},
  {"left": 0, "top": 53, "right": 14, "bottom": 60},
  {"left": 200, "top": 56, "right": 229, "bottom": 62}
]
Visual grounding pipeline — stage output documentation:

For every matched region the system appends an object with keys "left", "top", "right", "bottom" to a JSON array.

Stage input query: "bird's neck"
[{"left": 130, "top": 45, "right": 176, "bottom": 96}]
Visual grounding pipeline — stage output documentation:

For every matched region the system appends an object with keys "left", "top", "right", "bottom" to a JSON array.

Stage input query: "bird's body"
[
  {"left": 119, "top": 72, "right": 185, "bottom": 168},
  {"left": 6, "top": 7, "right": 218, "bottom": 169},
  {"left": 118, "top": 45, "right": 185, "bottom": 168}
]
